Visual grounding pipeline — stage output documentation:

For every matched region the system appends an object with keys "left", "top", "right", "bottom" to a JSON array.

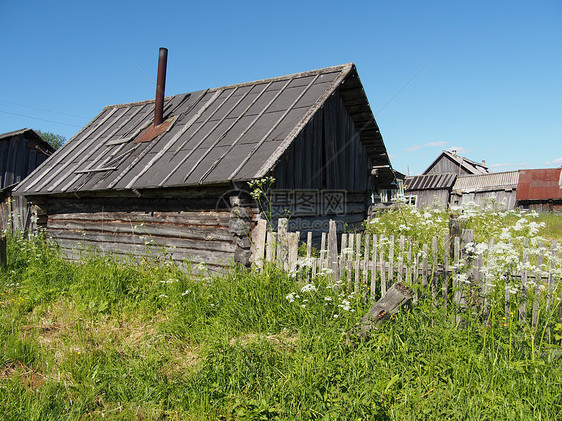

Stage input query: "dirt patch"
[{"left": 0, "top": 361, "right": 45, "bottom": 390}]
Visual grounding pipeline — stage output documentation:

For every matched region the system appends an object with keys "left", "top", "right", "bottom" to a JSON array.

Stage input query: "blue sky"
[{"left": 1, "top": 0, "right": 561, "bottom": 175}]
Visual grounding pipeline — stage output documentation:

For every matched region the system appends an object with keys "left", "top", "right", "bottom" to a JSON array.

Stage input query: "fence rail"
[{"left": 250, "top": 219, "right": 562, "bottom": 327}]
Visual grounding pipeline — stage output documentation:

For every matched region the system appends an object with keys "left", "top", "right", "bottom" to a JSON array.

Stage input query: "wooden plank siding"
[{"left": 46, "top": 208, "right": 236, "bottom": 271}]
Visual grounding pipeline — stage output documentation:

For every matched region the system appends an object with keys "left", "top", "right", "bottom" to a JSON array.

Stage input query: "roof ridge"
[{"left": 100, "top": 64, "right": 354, "bottom": 112}]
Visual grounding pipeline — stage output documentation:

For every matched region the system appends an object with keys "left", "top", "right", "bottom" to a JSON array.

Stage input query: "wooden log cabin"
[{"left": 14, "top": 60, "right": 393, "bottom": 271}]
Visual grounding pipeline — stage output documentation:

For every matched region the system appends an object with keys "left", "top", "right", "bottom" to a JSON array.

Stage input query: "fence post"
[
  {"left": 519, "top": 239, "right": 529, "bottom": 325},
  {"left": 328, "top": 220, "right": 338, "bottom": 282},
  {"left": 0, "top": 234, "right": 6, "bottom": 269},
  {"left": 250, "top": 219, "right": 267, "bottom": 270},
  {"left": 532, "top": 242, "right": 544, "bottom": 329}
]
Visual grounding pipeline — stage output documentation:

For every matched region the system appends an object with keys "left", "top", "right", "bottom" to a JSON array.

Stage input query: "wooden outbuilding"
[
  {"left": 0, "top": 129, "right": 54, "bottom": 231},
  {"left": 14, "top": 63, "right": 392, "bottom": 271},
  {"left": 449, "top": 171, "right": 519, "bottom": 210},
  {"left": 404, "top": 150, "right": 490, "bottom": 208},
  {"left": 516, "top": 168, "right": 562, "bottom": 213}
]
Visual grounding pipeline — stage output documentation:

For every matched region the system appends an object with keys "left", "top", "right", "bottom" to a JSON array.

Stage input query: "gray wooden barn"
[
  {"left": 14, "top": 62, "right": 392, "bottom": 271},
  {"left": 0, "top": 128, "right": 54, "bottom": 231}
]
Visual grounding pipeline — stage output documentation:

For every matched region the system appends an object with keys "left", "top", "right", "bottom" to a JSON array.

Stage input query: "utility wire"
[
  {"left": 375, "top": 59, "right": 432, "bottom": 117},
  {"left": 0, "top": 100, "right": 87, "bottom": 119},
  {"left": 0, "top": 110, "right": 83, "bottom": 127}
]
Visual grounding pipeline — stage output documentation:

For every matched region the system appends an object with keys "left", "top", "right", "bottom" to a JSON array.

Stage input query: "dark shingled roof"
[
  {"left": 15, "top": 63, "right": 391, "bottom": 196},
  {"left": 405, "top": 173, "right": 458, "bottom": 191}
]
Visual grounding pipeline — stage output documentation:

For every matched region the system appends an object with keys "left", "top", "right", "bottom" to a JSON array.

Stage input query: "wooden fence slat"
[
  {"left": 413, "top": 251, "right": 419, "bottom": 304},
  {"left": 482, "top": 238, "right": 494, "bottom": 322},
  {"left": 265, "top": 231, "right": 276, "bottom": 263},
  {"left": 398, "top": 235, "right": 405, "bottom": 283},
  {"left": 406, "top": 239, "right": 412, "bottom": 288},
  {"left": 288, "top": 232, "right": 299, "bottom": 272},
  {"left": 520, "top": 239, "right": 529, "bottom": 325},
  {"left": 380, "top": 236, "right": 386, "bottom": 297},
  {"left": 389, "top": 235, "right": 395, "bottom": 288},
  {"left": 340, "top": 234, "right": 348, "bottom": 280},
  {"left": 532, "top": 242, "right": 544, "bottom": 329},
  {"left": 422, "top": 243, "right": 428, "bottom": 289},
  {"left": 443, "top": 235, "right": 450, "bottom": 307},
  {"left": 250, "top": 219, "right": 267, "bottom": 270},
  {"left": 363, "top": 234, "right": 371, "bottom": 290},
  {"left": 320, "top": 232, "right": 327, "bottom": 270},
  {"left": 370, "top": 235, "right": 378, "bottom": 299},
  {"left": 354, "top": 233, "right": 361, "bottom": 293},
  {"left": 546, "top": 240, "right": 557, "bottom": 315},
  {"left": 453, "top": 236, "right": 461, "bottom": 324},
  {"left": 432, "top": 236, "right": 438, "bottom": 303},
  {"left": 328, "top": 220, "right": 338, "bottom": 281}
]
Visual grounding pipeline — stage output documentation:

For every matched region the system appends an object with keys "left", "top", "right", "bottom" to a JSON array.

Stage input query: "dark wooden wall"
[
  {"left": 273, "top": 91, "right": 371, "bottom": 191},
  {"left": 0, "top": 134, "right": 50, "bottom": 189},
  {"left": 269, "top": 90, "right": 371, "bottom": 241},
  {"left": 0, "top": 193, "right": 33, "bottom": 232}
]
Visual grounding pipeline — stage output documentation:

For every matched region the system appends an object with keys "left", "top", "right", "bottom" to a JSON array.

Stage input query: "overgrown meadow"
[{"left": 1, "top": 207, "right": 562, "bottom": 420}]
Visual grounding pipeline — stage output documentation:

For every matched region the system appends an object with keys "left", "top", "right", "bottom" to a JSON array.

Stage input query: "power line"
[
  {"left": 0, "top": 110, "right": 83, "bottom": 127},
  {"left": 375, "top": 59, "right": 432, "bottom": 117},
  {"left": 0, "top": 100, "right": 87, "bottom": 119}
]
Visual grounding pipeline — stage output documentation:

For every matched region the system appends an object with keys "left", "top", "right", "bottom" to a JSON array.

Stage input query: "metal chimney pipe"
[{"left": 154, "top": 47, "right": 168, "bottom": 126}]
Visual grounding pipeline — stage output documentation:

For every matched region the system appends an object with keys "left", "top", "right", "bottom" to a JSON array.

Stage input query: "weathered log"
[{"left": 346, "top": 282, "right": 413, "bottom": 343}]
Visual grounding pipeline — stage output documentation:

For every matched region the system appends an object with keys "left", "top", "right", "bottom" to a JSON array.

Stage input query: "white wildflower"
[{"left": 300, "top": 283, "right": 318, "bottom": 293}]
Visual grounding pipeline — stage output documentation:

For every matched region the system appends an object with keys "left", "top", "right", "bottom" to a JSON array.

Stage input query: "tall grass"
[{"left": 1, "top": 233, "right": 561, "bottom": 419}]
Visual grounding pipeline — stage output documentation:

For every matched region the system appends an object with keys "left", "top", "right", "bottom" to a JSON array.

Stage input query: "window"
[{"left": 404, "top": 195, "right": 417, "bottom": 206}]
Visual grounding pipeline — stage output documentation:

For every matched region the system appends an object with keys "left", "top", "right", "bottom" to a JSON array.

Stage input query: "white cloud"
[
  {"left": 447, "top": 146, "right": 468, "bottom": 155},
  {"left": 489, "top": 162, "right": 529, "bottom": 170},
  {"left": 545, "top": 157, "right": 562, "bottom": 166},
  {"left": 425, "top": 141, "right": 449, "bottom": 148},
  {"left": 406, "top": 141, "right": 449, "bottom": 152},
  {"left": 405, "top": 144, "right": 423, "bottom": 152}
]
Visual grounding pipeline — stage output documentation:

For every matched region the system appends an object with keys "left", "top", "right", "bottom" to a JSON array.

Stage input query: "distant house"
[
  {"left": 403, "top": 173, "right": 457, "bottom": 208},
  {"left": 0, "top": 129, "right": 54, "bottom": 231},
  {"left": 450, "top": 171, "right": 519, "bottom": 209},
  {"left": 404, "top": 150, "right": 489, "bottom": 208},
  {"left": 516, "top": 168, "right": 562, "bottom": 213},
  {"left": 423, "top": 150, "right": 489, "bottom": 176},
  {"left": 14, "top": 62, "right": 393, "bottom": 270}
]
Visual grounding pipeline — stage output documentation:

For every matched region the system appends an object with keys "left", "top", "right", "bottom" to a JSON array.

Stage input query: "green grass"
[
  {"left": 1, "top": 234, "right": 561, "bottom": 420},
  {"left": 539, "top": 213, "right": 562, "bottom": 240}
]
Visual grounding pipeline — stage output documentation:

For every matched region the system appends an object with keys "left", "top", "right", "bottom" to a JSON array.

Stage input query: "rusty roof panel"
[{"left": 516, "top": 169, "right": 562, "bottom": 201}]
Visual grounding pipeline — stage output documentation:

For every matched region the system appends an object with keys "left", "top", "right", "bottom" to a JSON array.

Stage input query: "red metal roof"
[{"left": 516, "top": 169, "right": 562, "bottom": 201}]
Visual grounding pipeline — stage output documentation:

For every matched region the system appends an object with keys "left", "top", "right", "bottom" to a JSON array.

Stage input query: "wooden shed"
[
  {"left": 450, "top": 171, "right": 519, "bottom": 210},
  {"left": 14, "top": 63, "right": 392, "bottom": 271},
  {"left": 403, "top": 173, "right": 457, "bottom": 208},
  {"left": 516, "top": 168, "right": 562, "bottom": 213},
  {"left": 0, "top": 128, "right": 54, "bottom": 231}
]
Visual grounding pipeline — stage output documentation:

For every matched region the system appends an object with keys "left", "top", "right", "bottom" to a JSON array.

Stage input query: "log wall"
[{"left": 34, "top": 187, "right": 253, "bottom": 272}]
